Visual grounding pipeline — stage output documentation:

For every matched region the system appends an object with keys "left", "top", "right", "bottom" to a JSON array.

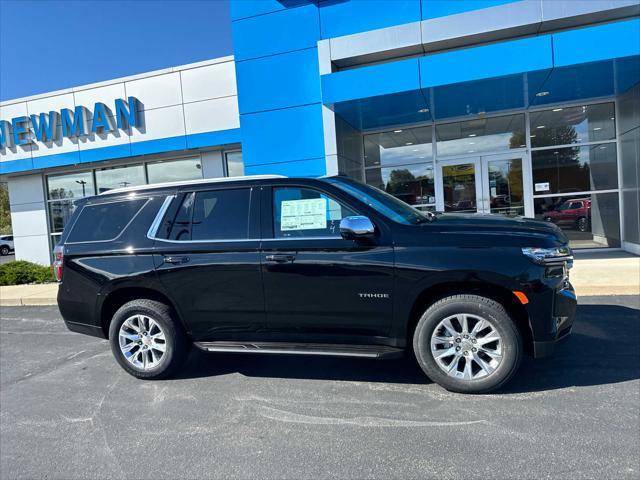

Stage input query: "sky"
[{"left": 0, "top": 0, "right": 233, "bottom": 101}]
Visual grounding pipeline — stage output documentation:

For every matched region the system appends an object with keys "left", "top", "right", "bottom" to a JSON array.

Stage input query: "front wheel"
[
  {"left": 108, "top": 299, "right": 190, "bottom": 380},
  {"left": 0, "top": 246, "right": 9, "bottom": 256},
  {"left": 413, "top": 294, "right": 522, "bottom": 394},
  {"left": 577, "top": 217, "right": 589, "bottom": 232}
]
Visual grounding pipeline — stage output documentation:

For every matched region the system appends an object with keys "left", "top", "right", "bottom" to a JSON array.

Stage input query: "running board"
[{"left": 193, "top": 341, "right": 404, "bottom": 359}]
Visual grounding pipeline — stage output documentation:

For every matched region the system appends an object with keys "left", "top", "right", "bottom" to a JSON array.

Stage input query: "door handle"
[
  {"left": 163, "top": 256, "right": 190, "bottom": 265},
  {"left": 265, "top": 254, "right": 295, "bottom": 263}
]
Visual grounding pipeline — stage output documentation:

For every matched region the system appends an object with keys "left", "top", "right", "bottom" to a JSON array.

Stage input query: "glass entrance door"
[{"left": 437, "top": 153, "right": 531, "bottom": 216}]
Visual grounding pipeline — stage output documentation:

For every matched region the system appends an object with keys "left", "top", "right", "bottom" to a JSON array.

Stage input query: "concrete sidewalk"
[{"left": 0, "top": 251, "right": 638, "bottom": 306}]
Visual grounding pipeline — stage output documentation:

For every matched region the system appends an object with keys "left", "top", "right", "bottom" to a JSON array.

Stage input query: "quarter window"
[
  {"left": 66, "top": 199, "right": 148, "bottom": 243},
  {"left": 273, "top": 187, "right": 356, "bottom": 238}
]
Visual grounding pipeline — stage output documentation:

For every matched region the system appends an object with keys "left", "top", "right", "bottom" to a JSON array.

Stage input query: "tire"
[
  {"left": 577, "top": 217, "right": 589, "bottom": 232},
  {"left": 413, "top": 294, "right": 522, "bottom": 394},
  {"left": 0, "top": 246, "right": 9, "bottom": 256},
  {"left": 108, "top": 299, "right": 190, "bottom": 380}
]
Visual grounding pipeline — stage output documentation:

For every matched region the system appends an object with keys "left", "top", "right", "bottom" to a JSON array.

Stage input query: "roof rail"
[{"left": 100, "top": 174, "right": 288, "bottom": 195}]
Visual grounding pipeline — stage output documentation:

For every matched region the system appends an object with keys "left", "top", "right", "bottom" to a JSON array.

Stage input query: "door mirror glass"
[{"left": 340, "top": 216, "right": 375, "bottom": 239}]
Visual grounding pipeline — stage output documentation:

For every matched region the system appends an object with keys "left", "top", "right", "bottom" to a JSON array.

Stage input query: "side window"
[
  {"left": 66, "top": 198, "right": 148, "bottom": 243},
  {"left": 273, "top": 187, "right": 357, "bottom": 238},
  {"left": 166, "top": 189, "right": 251, "bottom": 241},
  {"left": 569, "top": 202, "right": 582, "bottom": 210}
]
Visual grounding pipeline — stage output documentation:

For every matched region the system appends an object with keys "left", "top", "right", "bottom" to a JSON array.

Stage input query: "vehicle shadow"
[{"left": 175, "top": 304, "right": 640, "bottom": 393}]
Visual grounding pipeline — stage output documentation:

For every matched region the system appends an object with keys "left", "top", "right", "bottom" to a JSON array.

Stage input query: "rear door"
[
  {"left": 153, "top": 186, "right": 264, "bottom": 339},
  {"left": 260, "top": 183, "right": 395, "bottom": 339}
]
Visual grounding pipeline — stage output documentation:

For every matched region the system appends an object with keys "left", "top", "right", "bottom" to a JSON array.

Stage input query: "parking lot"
[
  {"left": 1, "top": 295, "right": 638, "bottom": 479},
  {"left": 0, "top": 254, "right": 15, "bottom": 265}
]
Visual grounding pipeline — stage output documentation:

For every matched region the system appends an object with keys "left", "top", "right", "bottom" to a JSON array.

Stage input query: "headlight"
[{"left": 522, "top": 246, "right": 572, "bottom": 266}]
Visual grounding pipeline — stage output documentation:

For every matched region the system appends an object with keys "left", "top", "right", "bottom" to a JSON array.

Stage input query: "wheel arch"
[
  {"left": 405, "top": 281, "right": 533, "bottom": 356},
  {"left": 100, "top": 287, "right": 186, "bottom": 339}
]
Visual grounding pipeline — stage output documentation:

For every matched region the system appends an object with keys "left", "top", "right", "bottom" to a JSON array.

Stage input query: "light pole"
[{"left": 75, "top": 180, "right": 87, "bottom": 197}]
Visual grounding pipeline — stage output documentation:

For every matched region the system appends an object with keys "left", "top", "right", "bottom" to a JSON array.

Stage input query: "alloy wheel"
[
  {"left": 430, "top": 313, "right": 503, "bottom": 380},
  {"left": 118, "top": 314, "right": 167, "bottom": 370}
]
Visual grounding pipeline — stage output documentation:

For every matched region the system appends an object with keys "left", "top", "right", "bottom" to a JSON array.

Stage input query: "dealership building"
[{"left": 1, "top": 0, "right": 639, "bottom": 264}]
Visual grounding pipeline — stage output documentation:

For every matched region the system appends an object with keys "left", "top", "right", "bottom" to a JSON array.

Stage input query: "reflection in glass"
[
  {"left": 95, "top": 164, "right": 145, "bottom": 193},
  {"left": 534, "top": 193, "right": 620, "bottom": 248},
  {"left": 226, "top": 151, "right": 244, "bottom": 177},
  {"left": 147, "top": 158, "right": 202, "bottom": 184},
  {"left": 532, "top": 143, "right": 618, "bottom": 195},
  {"left": 442, "top": 163, "right": 477, "bottom": 213},
  {"left": 487, "top": 158, "right": 524, "bottom": 216},
  {"left": 47, "top": 171, "right": 95, "bottom": 200},
  {"left": 436, "top": 114, "right": 525, "bottom": 157},
  {"left": 48, "top": 200, "right": 75, "bottom": 233},
  {"left": 365, "top": 163, "right": 435, "bottom": 210},
  {"left": 530, "top": 103, "right": 615, "bottom": 148},
  {"left": 363, "top": 126, "right": 432, "bottom": 168}
]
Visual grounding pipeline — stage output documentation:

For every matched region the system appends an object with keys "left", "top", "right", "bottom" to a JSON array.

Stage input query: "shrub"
[{"left": 0, "top": 261, "right": 55, "bottom": 286}]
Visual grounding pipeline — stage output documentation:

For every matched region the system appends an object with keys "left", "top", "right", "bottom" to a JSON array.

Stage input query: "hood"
[{"left": 428, "top": 213, "right": 568, "bottom": 243}]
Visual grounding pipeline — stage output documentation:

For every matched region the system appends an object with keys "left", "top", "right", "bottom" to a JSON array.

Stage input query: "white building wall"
[
  {"left": 7, "top": 174, "right": 51, "bottom": 265},
  {"left": 0, "top": 56, "right": 240, "bottom": 170}
]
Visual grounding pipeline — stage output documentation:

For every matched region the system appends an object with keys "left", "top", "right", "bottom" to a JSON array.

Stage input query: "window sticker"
[{"left": 281, "top": 198, "right": 327, "bottom": 231}]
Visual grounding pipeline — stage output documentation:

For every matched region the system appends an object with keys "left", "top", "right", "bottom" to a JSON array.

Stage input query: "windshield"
[{"left": 322, "top": 177, "right": 430, "bottom": 225}]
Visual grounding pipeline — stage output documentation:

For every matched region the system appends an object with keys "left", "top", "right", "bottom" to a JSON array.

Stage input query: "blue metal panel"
[
  {"left": 0, "top": 157, "right": 34, "bottom": 174},
  {"left": 331, "top": 90, "right": 430, "bottom": 130},
  {"left": 237, "top": 48, "right": 321, "bottom": 114},
  {"left": 432, "top": 74, "right": 526, "bottom": 119},
  {"left": 240, "top": 103, "right": 325, "bottom": 166},
  {"left": 231, "top": 0, "right": 289, "bottom": 21},
  {"left": 232, "top": 4, "right": 320, "bottom": 61},
  {"left": 420, "top": 35, "right": 553, "bottom": 88},
  {"left": 421, "top": 0, "right": 521, "bottom": 20},
  {"left": 186, "top": 128, "right": 242, "bottom": 149},
  {"left": 32, "top": 151, "right": 80, "bottom": 170},
  {"left": 322, "top": 58, "right": 421, "bottom": 104},
  {"left": 245, "top": 157, "right": 326, "bottom": 177},
  {"left": 319, "top": 0, "right": 420, "bottom": 39},
  {"left": 79, "top": 144, "right": 132, "bottom": 164},
  {"left": 130, "top": 135, "right": 187, "bottom": 157},
  {"left": 552, "top": 18, "right": 640, "bottom": 67}
]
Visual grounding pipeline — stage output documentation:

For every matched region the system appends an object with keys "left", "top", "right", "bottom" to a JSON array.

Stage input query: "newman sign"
[{"left": 0, "top": 97, "right": 140, "bottom": 148}]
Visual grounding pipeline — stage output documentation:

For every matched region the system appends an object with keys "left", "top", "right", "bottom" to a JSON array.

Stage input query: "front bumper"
[{"left": 532, "top": 282, "right": 577, "bottom": 358}]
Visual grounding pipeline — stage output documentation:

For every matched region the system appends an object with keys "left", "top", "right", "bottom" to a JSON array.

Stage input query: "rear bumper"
[
  {"left": 532, "top": 283, "right": 577, "bottom": 358},
  {"left": 63, "top": 319, "right": 106, "bottom": 339}
]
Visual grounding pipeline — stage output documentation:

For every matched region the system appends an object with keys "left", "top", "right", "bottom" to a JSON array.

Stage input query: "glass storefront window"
[
  {"left": 534, "top": 193, "right": 620, "bottom": 248},
  {"left": 435, "top": 114, "right": 525, "bottom": 157},
  {"left": 47, "top": 171, "right": 95, "bottom": 200},
  {"left": 365, "top": 163, "right": 435, "bottom": 210},
  {"left": 529, "top": 103, "right": 615, "bottom": 148},
  {"left": 48, "top": 200, "right": 75, "bottom": 234},
  {"left": 531, "top": 143, "right": 618, "bottom": 195},
  {"left": 225, "top": 151, "right": 244, "bottom": 177},
  {"left": 147, "top": 158, "right": 202, "bottom": 184},
  {"left": 95, "top": 164, "right": 145, "bottom": 193},
  {"left": 487, "top": 158, "right": 524, "bottom": 216},
  {"left": 363, "top": 126, "right": 433, "bottom": 168}
]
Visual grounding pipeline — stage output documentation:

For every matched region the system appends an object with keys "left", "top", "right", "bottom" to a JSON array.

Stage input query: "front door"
[
  {"left": 260, "top": 185, "right": 395, "bottom": 340},
  {"left": 436, "top": 153, "right": 531, "bottom": 216}
]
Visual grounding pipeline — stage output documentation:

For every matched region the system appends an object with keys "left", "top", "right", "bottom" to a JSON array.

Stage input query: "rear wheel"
[
  {"left": 413, "top": 294, "right": 522, "bottom": 394},
  {"left": 108, "top": 299, "right": 189, "bottom": 380},
  {"left": 0, "top": 246, "right": 9, "bottom": 256}
]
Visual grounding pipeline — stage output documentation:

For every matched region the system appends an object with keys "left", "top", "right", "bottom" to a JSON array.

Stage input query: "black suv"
[{"left": 56, "top": 175, "right": 576, "bottom": 393}]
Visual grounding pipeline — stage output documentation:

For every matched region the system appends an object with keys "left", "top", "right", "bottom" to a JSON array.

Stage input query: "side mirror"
[{"left": 340, "top": 216, "right": 375, "bottom": 239}]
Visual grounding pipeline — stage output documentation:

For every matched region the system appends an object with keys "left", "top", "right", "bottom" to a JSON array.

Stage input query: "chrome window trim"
[{"left": 146, "top": 195, "right": 176, "bottom": 241}]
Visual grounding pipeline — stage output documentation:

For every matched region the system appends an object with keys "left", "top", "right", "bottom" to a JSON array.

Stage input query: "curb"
[{"left": 0, "top": 298, "right": 59, "bottom": 307}]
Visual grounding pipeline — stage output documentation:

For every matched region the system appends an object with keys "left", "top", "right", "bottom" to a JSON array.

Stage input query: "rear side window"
[
  {"left": 166, "top": 188, "right": 251, "bottom": 241},
  {"left": 66, "top": 198, "right": 148, "bottom": 243}
]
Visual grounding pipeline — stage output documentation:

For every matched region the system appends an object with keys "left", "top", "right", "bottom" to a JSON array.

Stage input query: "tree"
[{"left": 0, "top": 183, "right": 12, "bottom": 235}]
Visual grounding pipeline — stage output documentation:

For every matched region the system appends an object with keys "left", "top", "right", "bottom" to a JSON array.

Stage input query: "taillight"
[{"left": 53, "top": 245, "right": 64, "bottom": 282}]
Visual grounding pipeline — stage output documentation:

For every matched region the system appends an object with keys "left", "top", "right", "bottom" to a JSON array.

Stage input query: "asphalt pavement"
[{"left": 1, "top": 296, "right": 638, "bottom": 479}]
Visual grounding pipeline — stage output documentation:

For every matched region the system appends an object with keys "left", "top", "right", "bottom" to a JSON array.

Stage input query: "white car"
[{"left": 0, "top": 235, "right": 14, "bottom": 256}]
